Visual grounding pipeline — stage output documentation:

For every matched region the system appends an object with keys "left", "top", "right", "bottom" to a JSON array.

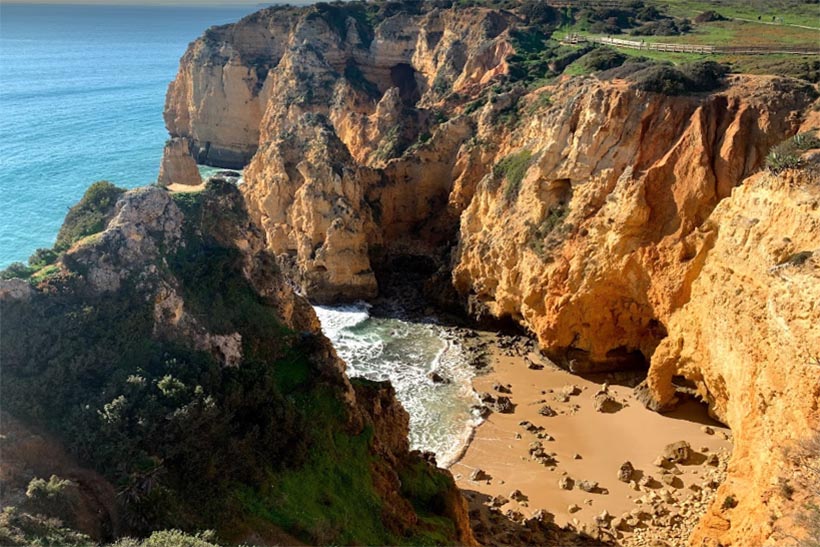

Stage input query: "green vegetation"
[
  {"left": 766, "top": 131, "right": 820, "bottom": 173},
  {"left": 494, "top": 150, "right": 533, "bottom": 202},
  {"left": 110, "top": 530, "right": 221, "bottom": 547},
  {"left": 721, "top": 494, "right": 738, "bottom": 510},
  {"left": 2, "top": 181, "right": 462, "bottom": 546},
  {"left": 0, "top": 506, "right": 95, "bottom": 547},
  {"left": 1, "top": 181, "right": 124, "bottom": 282},
  {"left": 55, "top": 181, "right": 125, "bottom": 251},
  {"left": 527, "top": 206, "right": 569, "bottom": 260},
  {"left": 235, "top": 392, "right": 386, "bottom": 545},
  {"left": 597, "top": 59, "right": 729, "bottom": 95},
  {"left": 344, "top": 62, "right": 380, "bottom": 98},
  {"left": 373, "top": 125, "right": 402, "bottom": 161}
]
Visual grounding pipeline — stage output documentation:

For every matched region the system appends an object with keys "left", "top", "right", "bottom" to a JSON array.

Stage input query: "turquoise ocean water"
[{"left": 0, "top": 4, "right": 257, "bottom": 268}]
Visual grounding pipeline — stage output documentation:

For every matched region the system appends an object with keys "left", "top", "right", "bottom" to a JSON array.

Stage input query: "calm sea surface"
[{"left": 0, "top": 4, "right": 257, "bottom": 267}]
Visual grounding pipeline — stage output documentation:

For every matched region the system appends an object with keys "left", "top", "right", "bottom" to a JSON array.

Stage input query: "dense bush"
[
  {"left": 694, "top": 10, "right": 728, "bottom": 23},
  {"left": 630, "top": 60, "right": 729, "bottom": 95},
  {"left": 630, "top": 17, "right": 691, "bottom": 36},
  {"left": 55, "top": 181, "right": 125, "bottom": 251},
  {"left": 578, "top": 46, "right": 628, "bottom": 72}
]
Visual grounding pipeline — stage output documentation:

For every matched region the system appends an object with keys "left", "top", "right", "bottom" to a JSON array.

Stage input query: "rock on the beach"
[
  {"left": 538, "top": 405, "right": 557, "bottom": 417},
  {"left": 593, "top": 392, "right": 622, "bottom": 413},
  {"left": 427, "top": 371, "right": 450, "bottom": 384},
  {"left": 493, "top": 382, "right": 511, "bottom": 394},
  {"left": 568, "top": 504, "right": 581, "bottom": 514},
  {"left": 470, "top": 468, "right": 491, "bottom": 481},
  {"left": 558, "top": 476, "right": 574, "bottom": 490},
  {"left": 663, "top": 440, "right": 692, "bottom": 463},
  {"left": 617, "top": 461, "right": 635, "bottom": 482},
  {"left": 639, "top": 474, "right": 656, "bottom": 489},
  {"left": 578, "top": 480, "right": 598, "bottom": 493},
  {"left": 491, "top": 395, "right": 515, "bottom": 414},
  {"left": 510, "top": 489, "right": 527, "bottom": 502}
]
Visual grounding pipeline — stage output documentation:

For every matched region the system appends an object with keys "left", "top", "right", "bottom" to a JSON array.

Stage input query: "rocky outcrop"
[
  {"left": 157, "top": 137, "right": 202, "bottom": 186},
  {"left": 647, "top": 169, "right": 820, "bottom": 546},
  {"left": 0, "top": 179, "right": 474, "bottom": 546},
  {"left": 165, "top": 3, "right": 516, "bottom": 301},
  {"left": 453, "top": 75, "right": 812, "bottom": 371}
]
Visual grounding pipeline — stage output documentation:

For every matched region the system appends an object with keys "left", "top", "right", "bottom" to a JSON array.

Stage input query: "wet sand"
[{"left": 450, "top": 332, "right": 732, "bottom": 545}]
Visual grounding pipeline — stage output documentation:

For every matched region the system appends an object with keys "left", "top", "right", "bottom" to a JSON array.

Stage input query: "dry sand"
[{"left": 450, "top": 332, "right": 732, "bottom": 544}]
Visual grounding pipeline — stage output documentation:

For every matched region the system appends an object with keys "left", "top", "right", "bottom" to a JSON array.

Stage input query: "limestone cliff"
[
  {"left": 0, "top": 180, "right": 474, "bottom": 546},
  {"left": 648, "top": 168, "right": 820, "bottom": 547},
  {"left": 157, "top": 137, "right": 203, "bottom": 187},
  {"left": 160, "top": 2, "right": 820, "bottom": 545},
  {"left": 453, "top": 75, "right": 811, "bottom": 370},
  {"left": 164, "top": 2, "right": 517, "bottom": 301}
]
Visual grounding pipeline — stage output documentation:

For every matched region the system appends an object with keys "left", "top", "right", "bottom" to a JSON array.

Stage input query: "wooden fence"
[{"left": 562, "top": 34, "right": 820, "bottom": 56}]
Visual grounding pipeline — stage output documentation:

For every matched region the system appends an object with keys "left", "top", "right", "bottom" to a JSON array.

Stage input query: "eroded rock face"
[
  {"left": 164, "top": 4, "right": 515, "bottom": 301},
  {"left": 161, "top": 5, "right": 819, "bottom": 545},
  {"left": 157, "top": 137, "right": 203, "bottom": 187},
  {"left": 453, "top": 76, "right": 812, "bottom": 371},
  {"left": 647, "top": 169, "right": 820, "bottom": 546}
]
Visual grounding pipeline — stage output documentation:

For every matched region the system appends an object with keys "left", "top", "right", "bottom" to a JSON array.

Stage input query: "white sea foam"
[{"left": 314, "top": 304, "right": 479, "bottom": 468}]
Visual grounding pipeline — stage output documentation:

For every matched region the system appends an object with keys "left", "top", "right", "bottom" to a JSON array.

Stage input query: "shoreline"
[{"left": 448, "top": 328, "right": 733, "bottom": 545}]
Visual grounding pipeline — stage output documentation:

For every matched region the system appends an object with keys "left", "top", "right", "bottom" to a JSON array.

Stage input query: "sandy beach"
[{"left": 450, "top": 331, "right": 732, "bottom": 546}]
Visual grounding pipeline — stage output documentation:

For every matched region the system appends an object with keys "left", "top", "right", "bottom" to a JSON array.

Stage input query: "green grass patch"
[
  {"left": 235, "top": 387, "right": 387, "bottom": 546},
  {"left": 494, "top": 150, "right": 533, "bottom": 203}
]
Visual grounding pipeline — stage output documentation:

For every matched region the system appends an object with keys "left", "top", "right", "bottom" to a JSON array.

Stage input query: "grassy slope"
[{"left": 553, "top": 0, "right": 818, "bottom": 73}]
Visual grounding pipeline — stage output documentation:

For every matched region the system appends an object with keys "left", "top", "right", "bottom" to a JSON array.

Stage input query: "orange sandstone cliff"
[{"left": 159, "top": 3, "right": 820, "bottom": 544}]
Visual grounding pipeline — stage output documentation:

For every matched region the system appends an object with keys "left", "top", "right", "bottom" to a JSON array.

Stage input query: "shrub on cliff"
[
  {"left": 578, "top": 46, "right": 628, "bottom": 72},
  {"left": 494, "top": 150, "right": 533, "bottom": 202},
  {"left": 630, "top": 60, "right": 728, "bottom": 95},
  {"left": 766, "top": 132, "right": 820, "bottom": 173},
  {"left": 55, "top": 180, "right": 125, "bottom": 251}
]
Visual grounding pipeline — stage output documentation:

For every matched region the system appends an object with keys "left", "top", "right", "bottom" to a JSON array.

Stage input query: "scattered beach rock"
[
  {"left": 568, "top": 504, "right": 581, "bottom": 514},
  {"left": 578, "top": 480, "right": 598, "bottom": 493},
  {"left": 639, "top": 474, "right": 655, "bottom": 488},
  {"left": 701, "top": 425, "right": 715, "bottom": 435},
  {"left": 593, "top": 392, "right": 623, "bottom": 413},
  {"left": 663, "top": 441, "right": 692, "bottom": 463},
  {"left": 426, "top": 371, "right": 449, "bottom": 384},
  {"left": 509, "top": 489, "right": 527, "bottom": 502},
  {"left": 573, "top": 453, "right": 582, "bottom": 460},
  {"left": 471, "top": 404, "right": 491, "bottom": 419},
  {"left": 537, "top": 405, "right": 557, "bottom": 417},
  {"left": 491, "top": 395, "right": 515, "bottom": 414},
  {"left": 595, "top": 510, "right": 612, "bottom": 528},
  {"left": 617, "top": 461, "right": 635, "bottom": 482},
  {"left": 470, "top": 468, "right": 491, "bottom": 481},
  {"left": 491, "top": 495, "right": 508, "bottom": 507},
  {"left": 558, "top": 476, "right": 574, "bottom": 490},
  {"left": 493, "top": 382, "right": 511, "bottom": 394}
]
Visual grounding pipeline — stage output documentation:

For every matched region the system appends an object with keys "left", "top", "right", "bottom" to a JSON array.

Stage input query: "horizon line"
[{"left": 1, "top": 1, "right": 317, "bottom": 6}]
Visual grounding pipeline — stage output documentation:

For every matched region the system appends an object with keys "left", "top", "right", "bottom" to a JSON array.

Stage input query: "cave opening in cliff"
[{"left": 390, "top": 63, "right": 421, "bottom": 106}]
